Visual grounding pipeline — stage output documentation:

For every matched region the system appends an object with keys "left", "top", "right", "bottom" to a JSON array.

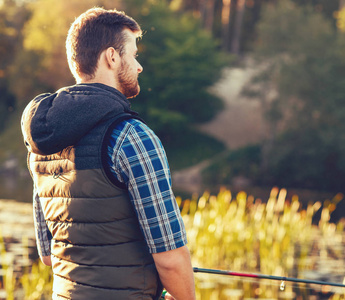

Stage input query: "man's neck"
[{"left": 78, "top": 72, "right": 122, "bottom": 94}]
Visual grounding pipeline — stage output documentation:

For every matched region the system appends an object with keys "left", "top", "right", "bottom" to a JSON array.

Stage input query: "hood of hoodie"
[{"left": 21, "top": 83, "right": 134, "bottom": 155}]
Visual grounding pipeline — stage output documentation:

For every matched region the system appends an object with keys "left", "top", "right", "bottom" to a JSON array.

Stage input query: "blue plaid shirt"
[{"left": 34, "top": 118, "right": 187, "bottom": 256}]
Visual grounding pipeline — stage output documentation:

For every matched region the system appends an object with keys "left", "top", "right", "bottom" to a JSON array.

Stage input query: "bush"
[{"left": 202, "top": 145, "right": 261, "bottom": 186}]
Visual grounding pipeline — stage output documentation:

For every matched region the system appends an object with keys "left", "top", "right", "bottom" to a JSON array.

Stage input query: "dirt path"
[
  {"left": 172, "top": 57, "right": 268, "bottom": 194},
  {"left": 198, "top": 57, "right": 268, "bottom": 149}
]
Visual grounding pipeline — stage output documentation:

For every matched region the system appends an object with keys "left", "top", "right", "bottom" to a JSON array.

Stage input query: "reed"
[
  {"left": 0, "top": 229, "right": 53, "bottom": 300},
  {"left": 0, "top": 227, "right": 19, "bottom": 300},
  {"left": 1, "top": 187, "right": 344, "bottom": 299},
  {"left": 180, "top": 187, "right": 345, "bottom": 299},
  {"left": 20, "top": 259, "right": 53, "bottom": 300}
]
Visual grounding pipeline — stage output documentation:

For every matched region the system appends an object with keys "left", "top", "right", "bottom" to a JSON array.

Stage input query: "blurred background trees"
[
  {"left": 0, "top": 0, "right": 29, "bottom": 128},
  {"left": 253, "top": 1, "right": 345, "bottom": 191},
  {"left": 203, "top": 0, "right": 345, "bottom": 192},
  {"left": 0, "top": 0, "right": 229, "bottom": 170},
  {"left": 1, "top": 0, "right": 345, "bottom": 198},
  {"left": 126, "top": 0, "right": 226, "bottom": 136}
]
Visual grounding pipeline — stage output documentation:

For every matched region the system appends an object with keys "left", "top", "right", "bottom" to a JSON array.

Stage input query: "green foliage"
[
  {"left": 11, "top": 0, "right": 129, "bottom": 101},
  {"left": 126, "top": 0, "right": 229, "bottom": 138},
  {"left": 289, "top": 0, "right": 340, "bottom": 26},
  {"left": 164, "top": 128, "right": 226, "bottom": 171},
  {"left": 21, "top": 0, "right": 101, "bottom": 92},
  {"left": 241, "top": 0, "right": 345, "bottom": 192},
  {"left": 0, "top": 0, "right": 29, "bottom": 70},
  {"left": 0, "top": 0, "right": 29, "bottom": 131},
  {"left": 0, "top": 110, "right": 28, "bottom": 167},
  {"left": 262, "top": 129, "right": 345, "bottom": 191},
  {"left": 0, "top": 81, "right": 15, "bottom": 130},
  {"left": 202, "top": 145, "right": 261, "bottom": 186},
  {"left": 0, "top": 0, "right": 228, "bottom": 172},
  {"left": 21, "top": 0, "right": 228, "bottom": 136}
]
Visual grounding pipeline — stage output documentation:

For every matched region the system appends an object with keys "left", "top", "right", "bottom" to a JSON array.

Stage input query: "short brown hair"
[{"left": 66, "top": 7, "right": 141, "bottom": 80}]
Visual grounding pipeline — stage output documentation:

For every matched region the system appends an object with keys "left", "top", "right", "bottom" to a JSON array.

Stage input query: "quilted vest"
[{"left": 27, "top": 92, "right": 162, "bottom": 299}]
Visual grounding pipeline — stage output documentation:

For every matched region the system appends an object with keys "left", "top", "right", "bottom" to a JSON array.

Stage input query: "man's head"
[{"left": 66, "top": 7, "right": 143, "bottom": 97}]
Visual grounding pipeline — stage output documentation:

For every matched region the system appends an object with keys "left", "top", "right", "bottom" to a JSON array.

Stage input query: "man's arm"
[
  {"left": 153, "top": 246, "right": 195, "bottom": 300},
  {"left": 107, "top": 120, "right": 195, "bottom": 298}
]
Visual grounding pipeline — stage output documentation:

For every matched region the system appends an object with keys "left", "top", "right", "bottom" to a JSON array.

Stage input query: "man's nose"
[{"left": 137, "top": 62, "right": 143, "bottom": 73}]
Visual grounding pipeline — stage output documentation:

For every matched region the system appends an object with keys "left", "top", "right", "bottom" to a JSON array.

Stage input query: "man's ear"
[{"left": 104, "top": 47, "right": 120, "bottom": 69}]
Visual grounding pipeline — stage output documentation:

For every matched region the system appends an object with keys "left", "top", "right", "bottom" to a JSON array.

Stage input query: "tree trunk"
[
  {"left": 200, "top": 0, "right": 207, "bottom": 28},
  {"left": 221, "top": 0, "right": 232, "bottom": 50},
  {"left": 200, "top": 0, "right": 217, "bottom": 32},
  {"left": 231, "top": 0, "right": 246, "bottom": 55},
  {"left": 205, "top": 0, "right": 216, "bottom": 32}
]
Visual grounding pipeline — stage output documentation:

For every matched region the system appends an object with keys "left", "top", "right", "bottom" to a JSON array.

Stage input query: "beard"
[{"left": 118, "top": 59, "right": 140, "bottom": 99}]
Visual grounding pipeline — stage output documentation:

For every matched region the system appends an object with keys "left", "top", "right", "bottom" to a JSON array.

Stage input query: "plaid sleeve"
[
  {"left": 33, "top": 185, "right": 52, "bottom": 257},
  {"left": 107, "top": 119, "right": 187, "bottom": 253}
]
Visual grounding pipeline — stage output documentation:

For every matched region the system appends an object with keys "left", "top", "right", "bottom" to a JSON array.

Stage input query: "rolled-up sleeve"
[{"left": 107, "top": 120, "right": 187, "bottom": 253}]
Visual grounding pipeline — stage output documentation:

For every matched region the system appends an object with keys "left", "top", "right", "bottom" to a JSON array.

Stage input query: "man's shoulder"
[
  {"left": 110, "top": 118, "right": 164, "bottom": 156},
  {"left": 114, "top": 118, "right": 154, "bottom": 136},
  {"left": 122, "top": 118, "right": 146, "bottom": 128}
]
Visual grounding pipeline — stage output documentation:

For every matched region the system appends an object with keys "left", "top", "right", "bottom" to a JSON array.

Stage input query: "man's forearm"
[{"left": 152, "top": 245, "right": 195, "bottom": 300}]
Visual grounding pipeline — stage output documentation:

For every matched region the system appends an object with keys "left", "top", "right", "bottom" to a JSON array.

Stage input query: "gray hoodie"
[{"left": 21, "top": 83, "right": 136, "bottom": 156}]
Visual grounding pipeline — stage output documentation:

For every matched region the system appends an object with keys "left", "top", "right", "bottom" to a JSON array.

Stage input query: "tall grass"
[
  {"left": 179, "top": 187, "right": 345, "bottom": 299},
  {"left": 20, "top": 260, "right": 53, "bottom": 300},
  {"left": 1, "top": 187, "right": 344, "bottom": 299},
  {"left": 0, "top": 231, "right": 52, "bottom": 300}
]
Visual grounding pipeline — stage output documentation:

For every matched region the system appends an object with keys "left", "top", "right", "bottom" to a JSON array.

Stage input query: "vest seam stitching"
[
  {"left": 52, "top": 254, "right": 152, "bottom": 268},
  {"left": 46, "top": 217, "right": 135, "bottom": 223},
  {"left": 54, "top": 273, "right": 143, "bottom": 291}
]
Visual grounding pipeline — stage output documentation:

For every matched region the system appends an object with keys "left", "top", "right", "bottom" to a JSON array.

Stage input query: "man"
[{"left": 21, "top": 7, "right": 195, "bottom": 300}]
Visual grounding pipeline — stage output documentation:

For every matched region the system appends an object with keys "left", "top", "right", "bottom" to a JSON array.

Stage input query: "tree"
[
  {"left": 18, "top": 0, "right": 123, "bottom": 98},
  {"left": 0, "top": 0, "right": 29, "bottom": 130},
  {"left": 6, "top": 0, "right": 227, "bottom": 145},
  {"left": 0, "top": 0, "right": 228, "bottom": 172},
  {"left": 221, "top": 0, "right": 232, "bottom": 51},
  {"left": 231, "top": 0, "right": 246, "bottom": 54},
  {"left": 290, "top": 0, "right": 339, "bottom": 27},
  {"left": 200, "top": 0, "right": 217, "bottom": 32},
  {"left": 124, "top": 0, "right": 228, "bottom": 140},
  {"left": 244, "top": 0, "right": 345, "bottom": 191}
]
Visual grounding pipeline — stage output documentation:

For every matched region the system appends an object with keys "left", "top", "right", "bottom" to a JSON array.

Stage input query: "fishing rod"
[
  {"left": 193, "top": 267, "right": 345, "bottom": 290},
  {"left": 159, "top": 267, "right": 345, "bottom": 299}
]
